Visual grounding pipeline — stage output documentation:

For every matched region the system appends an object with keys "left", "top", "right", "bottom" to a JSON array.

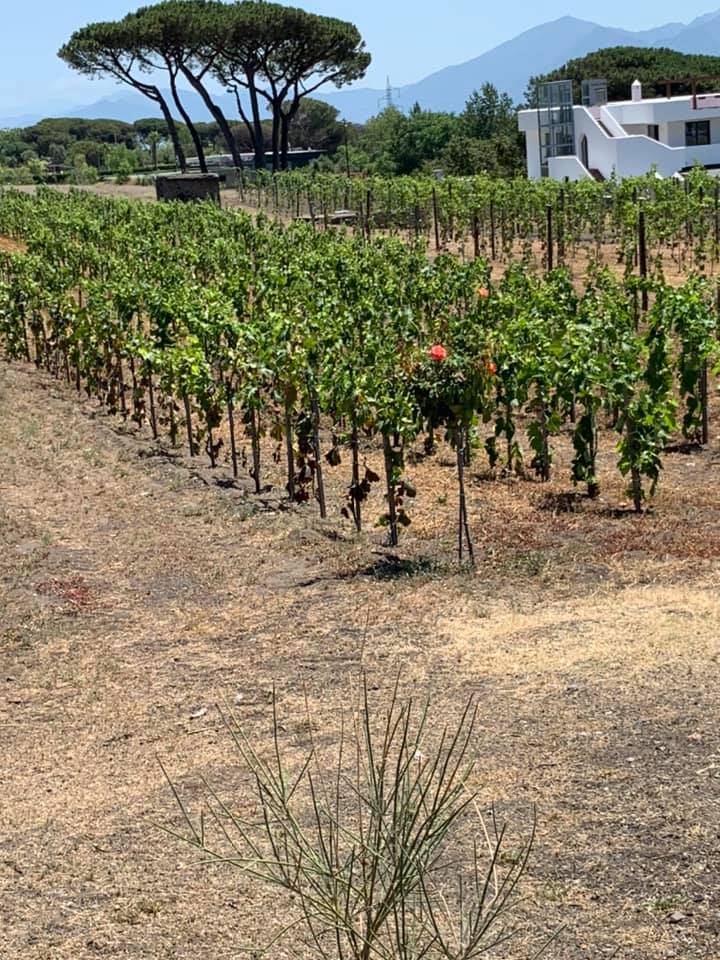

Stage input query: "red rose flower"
[
  {"left": 478, "top": 286, "right": 490, "bottom": 299},
  {"left": 486, "top": 360, "right": 497, "bottom": 375},
  {"left": 429, "top": 344, "right": 447, "bottom": 361}
]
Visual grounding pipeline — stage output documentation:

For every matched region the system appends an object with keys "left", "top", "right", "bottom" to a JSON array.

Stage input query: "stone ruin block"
[{"left": 155, "top": 173, "right": 221, "bottom": 205}]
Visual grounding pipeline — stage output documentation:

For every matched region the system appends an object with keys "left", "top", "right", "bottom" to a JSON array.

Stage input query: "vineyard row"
[{"left": 0, "top": 187, "right": 718, "bottom": 559}]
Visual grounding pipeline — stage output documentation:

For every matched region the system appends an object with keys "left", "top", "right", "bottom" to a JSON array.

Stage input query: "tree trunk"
[
  {"left": 169, "top": 71, "right": 207, "bottom": 173},
  {"left": 156, "top": 95, "right": 186, "bottom": 172},
  {"left": 246, "top": 73, "right": 266, "bottom": 169},
  {"left": 271, "top": 106, "right": 281, "bottom": 173},
  {"left": 233, "top": 88, "right": 257, "bottom": 160},
  {"left": 280, "top": 100, "right": 302, "bottom": 171},
  {"left": 181, "top": 66, "right": 242, "bottom": 169},
  {"left": 280, "top": 113, "right": 290, "bottom": 171}
]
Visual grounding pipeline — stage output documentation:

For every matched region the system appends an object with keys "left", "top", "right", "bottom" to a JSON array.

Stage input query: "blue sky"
[{"left": 1, "top": 0, "right": 719, "bottom": 115}]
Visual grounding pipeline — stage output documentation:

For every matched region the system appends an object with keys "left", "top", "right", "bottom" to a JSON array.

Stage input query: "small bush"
[{"left": 161, "top": 679, "right": 542, "bottom": 959}]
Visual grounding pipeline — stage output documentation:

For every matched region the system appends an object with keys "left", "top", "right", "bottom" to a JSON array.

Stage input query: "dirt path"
[{"left": 1, "top": 360, "right": 719, "bottom": 960}]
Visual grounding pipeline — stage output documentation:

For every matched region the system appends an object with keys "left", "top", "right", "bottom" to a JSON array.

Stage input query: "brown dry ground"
[{"left": 2, "top": 353, "right": 720, "bottom": 960}]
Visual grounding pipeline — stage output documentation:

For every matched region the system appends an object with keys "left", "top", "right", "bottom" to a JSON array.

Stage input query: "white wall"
[
  {"left": 518, "top": 102, "right": 720, "bottom": 181},
  {"left": 611, "top": 137, "right": 676, "bottom": 177},
  {"left": 665, "top": 121, "right": 685, "bottom": 147},
  {"left": 607, "top": 97, "right": 720, "bottom": 126},
  {"left": 523, "top": 125, "right": 541, "bottom": 179},
  {"left": 661, "top": 117, "right": 720, "bottom": 149},
  {"left": 599, "top": 106, "right": 626, "bottom": 138},
  {"left": 548, "top": 156, "right": 593, "bottom": 181},
  {"left": 573, "top": 106, "right": 617, "bottom": 178},
  {"left": 684, "top": 143, "right": 720, "bottom": 170}
]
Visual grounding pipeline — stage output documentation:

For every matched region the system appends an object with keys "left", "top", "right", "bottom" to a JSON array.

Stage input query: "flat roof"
[
  {"left": 608, "top": 93, "right": 720, "bottom": 106},
  {"left": 518, "top": 91, "right": 720, "bottom": 114}
]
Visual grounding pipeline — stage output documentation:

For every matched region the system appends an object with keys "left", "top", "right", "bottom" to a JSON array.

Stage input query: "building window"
[
  {"left": 647, "top": 124, "right": 659, "bottom": 141},
  {"left": 686, "top": 121, "right": 710, "bottom": 146}
]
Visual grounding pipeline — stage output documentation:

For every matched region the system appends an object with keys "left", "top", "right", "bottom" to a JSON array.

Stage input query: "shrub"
[{"left": 161, "top": 680, "right": 540, "bottom": 959}]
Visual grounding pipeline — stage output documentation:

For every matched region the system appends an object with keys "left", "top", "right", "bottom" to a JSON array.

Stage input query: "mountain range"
[{"left": 4, "top": 11, "right": 720, "bottom": 129}]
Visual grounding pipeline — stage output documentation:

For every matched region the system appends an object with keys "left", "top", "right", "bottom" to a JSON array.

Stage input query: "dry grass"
[{"left": 1, "top": 358, "right": 720, "bottom": 960}]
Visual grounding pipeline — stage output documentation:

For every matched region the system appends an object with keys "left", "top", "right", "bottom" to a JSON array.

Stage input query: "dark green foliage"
[
  {"left": 349, "top": 85, "right": 524, "bottom": 177},
  {"left": 528, "top": 46, "right": 720, "bottom": 105},
  {"left": 289, "top": 98, "right": 344, "bottom": 152}
]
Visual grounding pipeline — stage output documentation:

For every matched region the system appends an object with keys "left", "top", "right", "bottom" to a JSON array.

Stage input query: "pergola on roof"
[{"left": 654, "top": 76, "right": 720, "bottom": 108}]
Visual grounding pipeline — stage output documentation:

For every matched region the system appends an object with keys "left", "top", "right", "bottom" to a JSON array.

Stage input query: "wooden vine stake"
[
  {"left": 117, "top": 356, "right": 128, "bottom": 419},
  {"left": 623, "top": 392, "right": 643, "bottom": 513},
  {"left": 537, "top": 392, "right": 551, "bottom": 482},
  {"left": 490, "top": 201, "right": 497, "bottom": 260},
  {"left": 20, "top": 309, "right": 31, "bottom": 365},
  {"left": 700, "top": 362, "right": 709, "bottom": 446},
  {"left": 557, "top": 189, "right": 565, "bottom": 265},
  {"left": 350, "top": 420, "right": 362, "bottom": 532},
  {"left": 382, "top": 434, "right": 399, "bottom": 548},
  {"left": 225, "top": 381, "right": 239, "bottom": 479},
  {"left": 206, "top": 422, "right": 217, "bottom": 468},
  {"left": 456, "top": 426, "right": 475, "bottom": 565},
  {"left": 310, "top": 388, "right": 327, "bottom": 518},
  {"left": 168, "top": 400, "right": 178, "bottom": 447},
  {"left": 183, "top": 395, "right": 196, "bottom": 457},
  {"left": 546, "top": 204, "right": 554, "bottom": 272},
  {"left": 432, "top": 188, "right": 441, "bottom": 251},
  {"left": 147, "top": 369, "right": 158, "bottom": 440},
  {"left": 307, "top": 191, "right": 317, "bottom": 232},
  {"left": 250, "top": 408, "right": 262, "bottom": 494},
  {"left": 638, "top": 205, "right": 648, "bottom": 312},
  {"left": 472, "top": 209, "right": 480, "bottom": 259},
  {"left": 284, "top": 391, "right": 296, "bottom": 501}
]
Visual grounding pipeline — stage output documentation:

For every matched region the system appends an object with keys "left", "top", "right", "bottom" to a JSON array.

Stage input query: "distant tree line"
[
  {"left": 0, "top": 103, "right": 344, "bottom": 179},
  {"left": 6, "top": 40, "right": 716, "bottom": 186},
  {"left": 330, "top": 84, "right": 524, "bottom": 178},
  {"left": 0, "top": 82, "right": 525, "bottom": 183}
]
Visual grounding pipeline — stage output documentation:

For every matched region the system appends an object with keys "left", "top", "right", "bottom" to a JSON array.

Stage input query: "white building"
[{"left": 518, "top": 79, "right": 720, "bottom": 181}]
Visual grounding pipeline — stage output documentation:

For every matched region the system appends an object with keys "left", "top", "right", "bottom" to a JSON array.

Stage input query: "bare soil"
[{"left": 1, "top": 353, "right": 720, "bottom": 960}]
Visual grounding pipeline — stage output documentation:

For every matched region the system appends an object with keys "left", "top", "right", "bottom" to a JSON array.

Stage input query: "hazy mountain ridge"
[
  {"left": 321, "top": 11, "right": 720, "bottom": 120},
  {"left": 3, "top": 10, "right": 720, "bottom": 128}
]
